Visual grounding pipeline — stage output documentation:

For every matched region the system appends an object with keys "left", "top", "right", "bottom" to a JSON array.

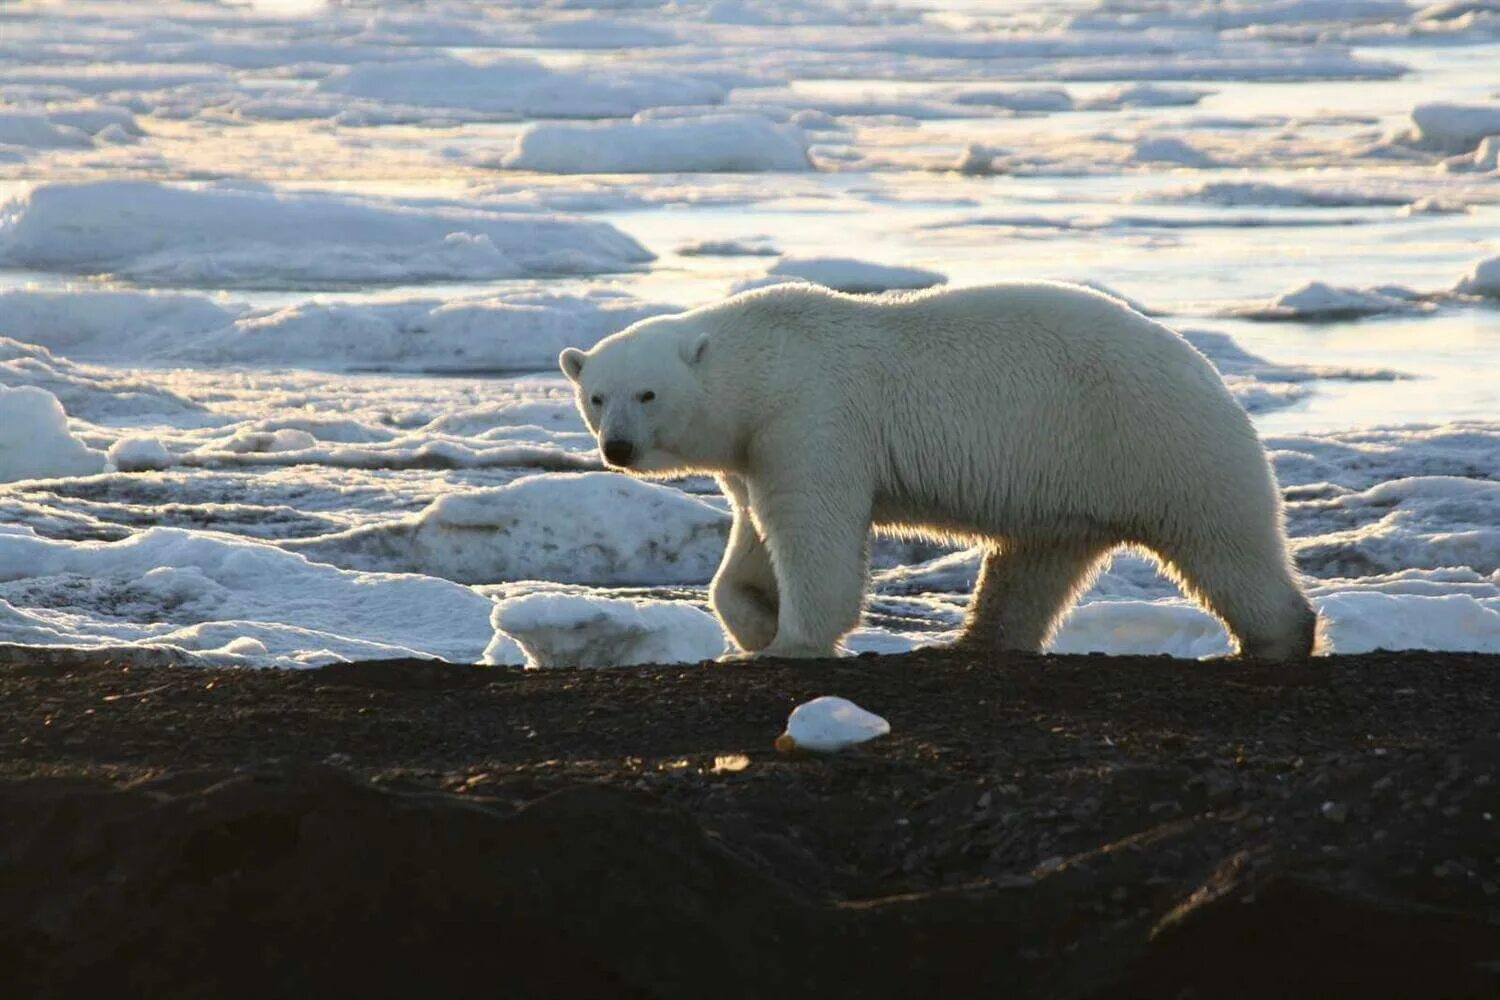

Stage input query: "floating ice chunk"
[
  {"left": 0, "top": 111, "right": 94, "bottom": 150},
  {"left": 0, "top": 387, "right": 106, "bottom": 483},
  {"left": 107, "top": 436, "right": 173, "bottom": 473},
  {"left": 1399, "top": 196, "right": 1471, "bottom": 215},
  {"left": 1455, "top": 255, "right": 1500, "bottom": 297},
  {"left": 1441, "top": 135, "right": 1500, "bottom": 173},
  {"left": 491, "top": 593, "right": 725, "bottom": 668},
  {"left": 320, "top": 54, "right": 724, "bottom": 119},
  {"left": 284, "top": 472, "right": 729, "bottom": 585},
  {"left": 776, "top": 696, "right": 890, "bottom": 754},
  {"left": 1128, "top": 136, "right": 1218, "bottom": 167},
  {"left": 0, "top": 182, "right": 652, "bottom": 287},
  {"left": 1402, "top": 103, "right": 1500, "bottom": 153},
  {"left": 502, "top": 114, "right": 811, "bottom": 173},
  {"left": 950, "top": 87, "right": 1074, "bottom": 112},
  {"left": 1081, "top": 83, "right": 1209, "bottom": 109},
  {"left": 1159, "top": 180, "right": 1413, "bottom": 207},
  {"left": 1230, "top": 281, "right": 1430, "bottom": 320},
  {"left": 676, "top": 238, "right": 780, "bottom": 256},
  {"left": 736, "top": 256, "right": 946, "bottom": 294}
]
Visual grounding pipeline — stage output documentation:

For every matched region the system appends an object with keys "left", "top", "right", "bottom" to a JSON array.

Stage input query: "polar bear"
[{"left": 559, "top": 282, "right": 1317, "bottom": 660}]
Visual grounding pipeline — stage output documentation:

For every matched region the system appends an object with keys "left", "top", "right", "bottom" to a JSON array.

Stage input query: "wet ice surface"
[{"left": 0, "top": 0, "right": 1497, "bottom": 665}]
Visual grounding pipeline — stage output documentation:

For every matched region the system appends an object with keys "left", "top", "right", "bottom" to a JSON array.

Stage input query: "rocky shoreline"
[{"left": 2, "top": 646, "right": 1497, "bottom": 997}]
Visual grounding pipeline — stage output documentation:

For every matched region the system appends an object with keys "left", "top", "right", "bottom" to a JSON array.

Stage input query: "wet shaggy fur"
[{"left": 560, "top": 281, "right": 1317, "bottom": 660}]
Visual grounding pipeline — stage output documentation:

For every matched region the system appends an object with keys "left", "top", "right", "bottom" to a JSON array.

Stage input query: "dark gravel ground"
[{"left": 2, "top": 643, "right": 1498, "bottom": 998}]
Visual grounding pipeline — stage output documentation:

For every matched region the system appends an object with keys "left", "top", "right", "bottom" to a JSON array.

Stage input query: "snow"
[
  {"left": 1230, "top": 281, "right": 1430, "bottom": 320},
  {"left": 502, "top": 114, "right": 811, "bottom": 174},
  {"left": 778, "top": 696, "right": 891, "bottom": 753},
  {"left": 736, "top": 257, "right": 947, "bottom": 294},
  {"left": 489, "top": 593, "right": 725, "bottom": 668},
  {"left": 0, "top": 526, "right": 495, "bottom": 667},
  {"left": 0, "top": 387, "right": 107, "bottom": 483},
  {"left": 1455, "top": 255, "right": 1500, "bottom": 296},
  {"left": 108, "top": 436, "right": 173, "bottom": 473},
  {"left": 0, "top": 182, "right": 653, "bottom": 287},
  {"left": 284, "top": 472, "right": 729, "bottom": 585},
  {"left": 1128, "top": 136, "right": 1218, "bottom": 167},
  {"left": 319, "top": 55, "right": 725, "bottom": 119},
  {"left": 0, "top": 287, "right": 671, "bottom": 372},
  {"left": 676, "top": 238, "right": 780, "bottom": 256},
  {"left": 1403, "top": 102, "right": 1500, "bottom": 153},
  {"left": 0, "top": 0, "right": 1493, "bottom": 666}
]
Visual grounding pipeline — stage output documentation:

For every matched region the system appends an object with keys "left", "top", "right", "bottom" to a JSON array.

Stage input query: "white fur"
[{"left": 560, "top": 282, "right": 1317, "bottom": 660}]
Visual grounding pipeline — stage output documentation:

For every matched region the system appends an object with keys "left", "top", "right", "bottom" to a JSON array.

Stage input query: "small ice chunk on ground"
[
  {"left": 1403, "top": 102, "right": 1500, "bottom": 153},
  {"left": 491, "top": 593, "right": 725, "bottom": 668},
  {"left": 737, "top": 257, "right": 947, "bottom": 294},
  {"left": 107, "top": 436, "right": 173, "bottom": 472},
  {"left": 950, "top": 87, "right": 1074, "bottom": 112},
  {"left": 1231, "top": 281, "right": 1429, "bottom": 320},
  {"left": 0, "top": 386, "right": 106, "bottom": 483},
  {"left": 501, "top": 114, "right": 811, "bottom": 173},
  {"left": 776, "top": 696, "right": 891, "bottom": 753},
  {"left": 1455, "top": 255, "right": 1500, "bottom": 297}
]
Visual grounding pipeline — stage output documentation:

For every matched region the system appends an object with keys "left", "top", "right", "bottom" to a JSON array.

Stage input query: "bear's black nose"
[{"left": 603, "top": 439, "right": 635, "bottom": 467}]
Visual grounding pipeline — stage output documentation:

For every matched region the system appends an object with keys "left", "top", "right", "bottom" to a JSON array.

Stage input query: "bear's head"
[{"left": 559, "top": 315, "right": 724, "bottom": 477}]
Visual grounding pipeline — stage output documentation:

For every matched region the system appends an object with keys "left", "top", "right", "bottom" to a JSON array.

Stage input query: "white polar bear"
[{"left": 559, "top": 282, "right": 1317, "bottom": 660}]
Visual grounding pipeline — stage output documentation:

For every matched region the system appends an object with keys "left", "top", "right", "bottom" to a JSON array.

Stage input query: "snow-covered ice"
[
  {"left": 284, "top": 472, "right": 729, "bottom": 585},
  {"left": 0, "top": 0, "right": 1495, "bottom": 668},
  {"left": 489, "top": 593, "right": 725, "bottom": 669},
  {"left": 502, "top": 114, "right": 811, "bottom": 174},
  {"left": 0, "top": 387, "right": 107, "bottom": 483},
  {"left": 736, "top": 257, "right": 947, "bottom": 294},
  {"left": 0, "top": 182, "right": 653, "bottom": 287}
]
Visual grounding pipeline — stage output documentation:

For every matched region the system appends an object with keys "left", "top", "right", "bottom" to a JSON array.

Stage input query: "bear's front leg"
[
  {"left": 710, "top": 474, "right": 780, "bottom": 653},
  {"left": 748, "top": 471, "right": 872, "bottom": 659}
]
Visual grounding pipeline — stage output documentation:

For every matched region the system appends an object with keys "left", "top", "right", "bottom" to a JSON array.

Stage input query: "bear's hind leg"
[
  {"left": 1159, "top": 540, "right": 1317, "bottom": 660},
  {"left": 959, "top": 541, "right": 1111, "bottom": 654}
]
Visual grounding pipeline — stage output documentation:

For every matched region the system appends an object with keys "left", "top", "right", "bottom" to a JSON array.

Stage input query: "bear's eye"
[
  {"left": 590, "top": 394, "right": 602, "bottom": 406},
  {"left": 639, "top": 390, "right": 656, "bottom": 403}
]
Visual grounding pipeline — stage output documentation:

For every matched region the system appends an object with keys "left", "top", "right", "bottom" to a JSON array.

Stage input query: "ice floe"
[
  {"left": 0, "top": 182, "right": 653, "bottom": 287},
  {"left": 501, "top": 114, "right": 811, "bottom": 174},
  {"left": 735, "top": 257, "right": 947, "bottom": 293},
  {"left": 1455, "top": 255, "right": 1500, "bottom": 296},
  {"left": 319, "top": 54, "right": 725, "bottom": 120},
  {"left": 1227, "top": 281, "right": 1432, "bottom": 320}
]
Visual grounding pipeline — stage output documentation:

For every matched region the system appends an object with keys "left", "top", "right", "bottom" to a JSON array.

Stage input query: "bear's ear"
[
  {"left": 681, "top": 333, "right": 709, "bottom": 367},
  {"left": 559, "top": 347, "right": 586, "bottom": 382}
]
